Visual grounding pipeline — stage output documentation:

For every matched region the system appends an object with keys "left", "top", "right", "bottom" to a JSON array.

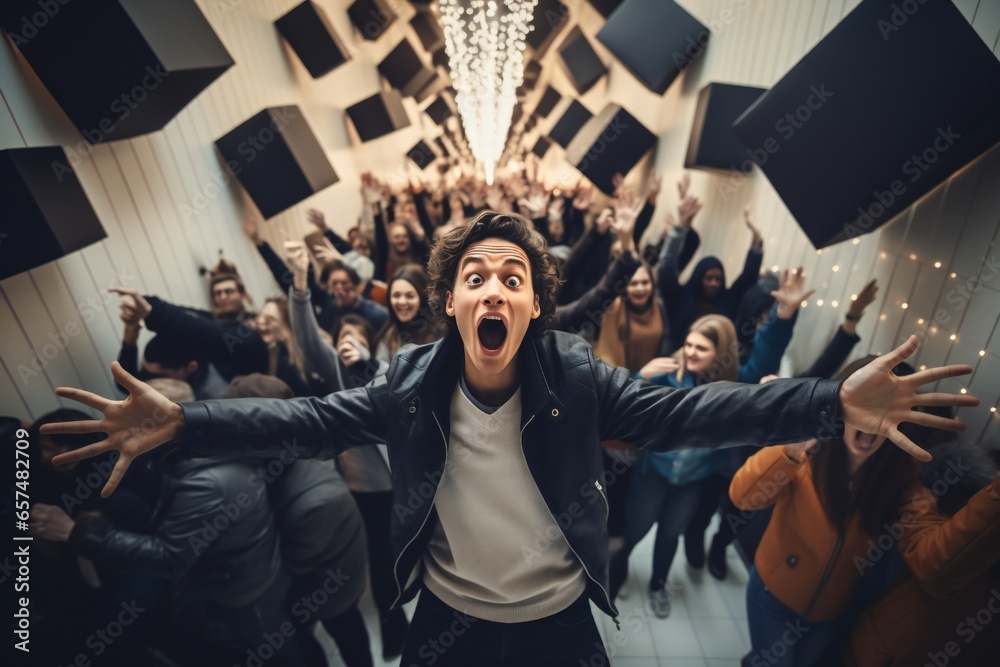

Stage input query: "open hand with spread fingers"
[
  {"left": 41, "top": 362, "right": 184, "bottom": 498},
  {"left": 838, "top": 335, "right": 978, "bottom": 461}
]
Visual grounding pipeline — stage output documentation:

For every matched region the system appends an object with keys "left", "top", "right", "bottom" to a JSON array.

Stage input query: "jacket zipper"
[
  {"left": 390, "top": 410, "right": 449, "bottom": 608},
  {"left": 801, "top": 526, "right": 845, "bottom": 618},
  {"left": 520, "top": 415, "right": 621, "bottom": 630},
  {"left": 594, "top": 480, "right": 609, "bottom": 521}
]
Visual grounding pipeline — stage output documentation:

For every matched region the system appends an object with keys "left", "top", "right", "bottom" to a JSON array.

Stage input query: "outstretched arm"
[
  {"left": 596, "top": 336, "right": 976, "bottom": 460},
  {"left": 41, "top": 361, "right": 385, "bottom": 498}
]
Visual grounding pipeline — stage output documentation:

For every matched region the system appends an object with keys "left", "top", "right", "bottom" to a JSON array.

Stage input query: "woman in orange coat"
[{"left": 730, "top": 357, "right": 1000, "bottom": 667}]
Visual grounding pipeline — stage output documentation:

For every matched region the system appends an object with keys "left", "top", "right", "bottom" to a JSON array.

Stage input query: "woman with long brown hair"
[
  {"left": 608, "top": 269, "right": 811, "bottom": 617},
  {"left": 731, "top": 357, "right": 1000, "bottom": 666},
  {"left": 373, "top": 264, "right": 446, "bottom": 363}
]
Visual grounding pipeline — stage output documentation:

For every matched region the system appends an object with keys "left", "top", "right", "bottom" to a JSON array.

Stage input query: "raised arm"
[
  {"left": 728, "top": 205, "right": 765, "bottom": 302},
  {"left": 594, "top": 335, "right": 976, "bottom": 460},
  {"left": 800, "top": 279, "right": 877, "bottom": 378},
  {"left": 738, "top": 268, "right": 814, "bottom": 383}
]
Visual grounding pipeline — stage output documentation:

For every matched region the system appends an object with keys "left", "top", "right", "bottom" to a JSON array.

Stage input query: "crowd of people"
[{"left": 10, "top": 163, "right": 1000, "bottom": 667}]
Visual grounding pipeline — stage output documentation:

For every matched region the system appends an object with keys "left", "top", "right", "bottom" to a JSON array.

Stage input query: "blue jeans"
[{"left": 744, "top": 566, "right": 843, "bottom": 667}]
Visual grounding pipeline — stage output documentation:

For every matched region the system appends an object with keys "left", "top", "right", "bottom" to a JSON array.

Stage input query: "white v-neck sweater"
[{"left": 421, "top": 383, "right": 587, "bottom": 623}]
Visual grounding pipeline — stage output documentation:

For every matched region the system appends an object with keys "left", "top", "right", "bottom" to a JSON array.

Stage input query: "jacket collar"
[{"left": 411, "top": 330, "right": 562, "bottom": 428}]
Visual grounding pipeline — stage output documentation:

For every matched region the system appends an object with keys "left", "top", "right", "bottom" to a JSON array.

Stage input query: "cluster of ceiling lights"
[{"left": 439, "top": 0, "right": 536, "bottom": 184}]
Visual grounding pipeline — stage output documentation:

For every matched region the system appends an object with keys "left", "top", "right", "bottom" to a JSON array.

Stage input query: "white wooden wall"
[{"left": 2, "top": 0, "right": 999, "bottom": 448}]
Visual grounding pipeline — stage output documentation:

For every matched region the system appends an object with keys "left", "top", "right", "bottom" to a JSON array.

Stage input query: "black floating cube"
[
  {"left": 0, "top": 146, "right": 106, "bottom": 280},
  {"left": 588, "top": 0, "right": 625, "bottom": 18},
  {"left": 532, "top": 135, "right": 553, "bottom": 158},
  {"left": 685, "top": 83, "right": 767, "bottom": 171},
  {"left": 407, "top": 140, "right": 438, "bottom": 169},
  {"left": 732, "top": 0, "right": 1000, "bottom": 249},
  {"left": 414, "top": 68, "right": 450, "bottom": 104},
  {"left": 348, "top": 0, "right": 396, "bottom": 41},
  {"left": 345, "top": 90, "right": 411, "bottom": 142},
  {"left": 378, "top": 38, "right": 437, "bottom": 98},
  {"left": 275, "top": 1, "right": 350, "bottom": 79},
  {"left": 528, "top": 0, "right": 569, "bottom": 56},
  {"left": 597, "top": 0, "right": 708, "bottom": 95},
  {"left": 558, "top": 26, "right": 608, "bottom": 95},
  {"left": 432, "top": 47, "right": 449, "bottom": 69},
  {"left": 410, "top": 10, "right": 445, "bottom": 53},
  {"left": 215, "top": 107, "right": 339, "bottom": 219},
  {"left": 565, "top": 104, "right": 657, "bottom": 194},
  {"left": 549, "top": 99, "right": 593, "bottom": 148},
  {"left": 425, "top": 95, "right": 455, "bottom": 125},
  {"left": 534, "top": 85, "right": 561, "bottom": 118},
  {"left": 0, "top": 0, "right": 232, "bottom": 144},
  {"left": 525, "top": 114, "right": 538, "bottom": 132}
]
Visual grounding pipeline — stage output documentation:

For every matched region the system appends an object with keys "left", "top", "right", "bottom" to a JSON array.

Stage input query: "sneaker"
[
  {"left": 708, "top": 535, "right": 728, "bottom": 580},
  {"left": 649, "top": 586, "right": 672, "bottom": 618},
  {"left": 685, "top": 533, "right": 706, "bottom": 569}
]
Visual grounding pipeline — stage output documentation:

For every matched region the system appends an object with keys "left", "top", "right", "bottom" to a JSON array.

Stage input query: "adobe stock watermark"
[
  {"left": 878, "top": 0, "right": 930, "bottom": 41},
  {"left": 924, "top": 588, "right": 1000, "bottom": 667},
  {"left": 403, "top": 609, "right": 478, "bottom": 666},
  {"left": 842, "top": 125, "right": 961, "bottom": 240},
  {"left": 17, "top": 267, "right": 136, "bottom": 385},
  {"left": 5, "top": 0, "right": 73, "bottom": 46},
  {"left": 54, "top": 599, "right": 147, "bottom": 667},
  {"left": 718, "top": 84, "right": 836, "bottom": 200},
  {"left": 51, "top": 65, "right": 170, "bottom": 181},
  {"left": 182, "top": 107, "right": 299, "bottom": 222},
  {"left": 745, "top": 620, "right": 810, "bottom": 666}
]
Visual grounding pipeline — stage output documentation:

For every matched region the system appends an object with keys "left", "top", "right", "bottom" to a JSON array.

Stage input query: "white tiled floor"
[{"left": 319, "top": 517, "right": 751, "bottom": 667}]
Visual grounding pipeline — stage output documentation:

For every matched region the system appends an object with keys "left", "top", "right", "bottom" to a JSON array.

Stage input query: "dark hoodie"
[{"left": 659, "top": 227, "right": 763, "bottom": 350}]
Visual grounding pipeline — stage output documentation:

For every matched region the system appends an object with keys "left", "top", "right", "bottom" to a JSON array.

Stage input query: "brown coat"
[{"left": 730, "top": 446, "right": 1000, "bottom": 621}]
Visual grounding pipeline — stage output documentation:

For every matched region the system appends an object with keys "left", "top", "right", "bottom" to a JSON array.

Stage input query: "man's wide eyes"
[{"left": 465, "top": 273, "right": 522, "bottom": 287}]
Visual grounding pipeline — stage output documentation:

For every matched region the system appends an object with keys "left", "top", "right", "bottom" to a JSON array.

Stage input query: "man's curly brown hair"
[{"left": 427, "top": 211, "right": 560, "bottom": 334}]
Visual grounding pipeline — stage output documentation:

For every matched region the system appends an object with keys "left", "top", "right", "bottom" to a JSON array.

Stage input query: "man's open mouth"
[{"left": 478, "top": 315, "right": 508, "bottom": 351}]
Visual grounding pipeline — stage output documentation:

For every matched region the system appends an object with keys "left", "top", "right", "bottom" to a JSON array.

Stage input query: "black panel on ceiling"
[
  {"left": 565, "top": 104, "right": 657, "bottom": 194},
  {"left": 527, "top": 0, "right": 569, "bottom": 56},
  {"left": 414, "top": 68, "right": 450, "bottom": 104},
  {"left": 345, "top": 90, "right": 411, "bottom": 142},
  {"left": 347, "top": 0, "right": 396, "bottom": 41},
  {"left": 596, "top": 0, "right": 708, "bottom": 95},
  {"left": 275, "top": 1, "right": 350, "bottom": 79},
  {"left": 378, "top": 38, "right": 437, "bottom": 98},
  {"left": 0, "top": 0, "right": 233, "bottom": 143},
  {"left": 535, "top": 85, "right": 562, "bottom": 118},
  {"left": 533, "top": 135, "right": 553, "bottom": 158},
  {"left": 411, "top": 10, "right": 445, "bottom": 53},
  {"left": 407, "top": 140, "right": 438, "bottom": 169},
  {"left": 215, "top": 107, "right": 339, "bottom": 219},
  {"left": 432, "top": 47, "right": 449, "bottom": 69},
  {"left": 557, "top": 26, "right": 607, "bottom": 95},
  {"left": 732, "top": 0, "right": 1000, "bottom": 249},
  {"left": 0, "top": 147, "right": 107, "bottom": 280},
  {"left": 685, "top": 83, "right": 767, "bottom": 171},
  {"left": 425, "top": 95, "right": 455, "bottom": 125},
  {"left": 435, "top": 136, "right": 451, "bottom": 158},
  {"left": 549, "top": 99, "right": 593, "bottom": 148},
  {"left": 523, "top": 60, "right": 543, "bottom": 90},
  {"left": 587, "top": 0, "right": 625, "bottom": 18}
]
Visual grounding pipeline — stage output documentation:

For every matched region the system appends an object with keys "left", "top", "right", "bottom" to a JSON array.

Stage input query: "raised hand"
[
  {"left": 676, "top": 177, "right": 703, "bottom": 228},
  {"left": 646, "top": 173, "right": 662, "bottom": 203},
  {"left": 770, "top": 267, "right": 815, "bottom": 320},
  {"left": 284, "top": 241, "right": 310, "bottom": 293},
  {"left": 40, "top": 362, "right": 184, "bottom": 497},
  {"left": 848, "top": 278, "right": 879, "bottom": 319},
  {"left": 109, "top": 287, "right": 152, "bottom": 321},
  {"left": 547, "top": 196, "right": 565, "bottom": 219},
  {"left": 572, "top": 184, "right": 593, "bottom": 211},
  {"left": 640, "top": 357, "right": 680, "bottom": 380},
  {"left": 307, "top": 208, "right": 328, "bottom": 232},
  {"left": 613, "top": 187, "right": 645, "bottom": 229},
  {"left": 676, "top": 173, "right": 691, "bottom": 200},
  {"left": 595, "top": 208, "right": 615, "bottom": 234},
  {"left": 518, "top": 182, "right": 550, "bottom": 218},
  {"left": 241, "top": 216, "right": 261, "bottom": 245},
  {"left": 312, "top": 236, "right": 342, "bottom": 264},
  {"left": 838, "top": 336, "right": 978, "bottom": 461},
  {"left": 744, "top": 205, "right": 763, "bottom": 248},
  {"left": 486, "top": 184, "right": 506, "bottom": 211}
]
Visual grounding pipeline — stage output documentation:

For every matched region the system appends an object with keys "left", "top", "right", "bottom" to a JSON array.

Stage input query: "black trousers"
[{"left": 400, "top": 588, "right": 609, "bottom": 667}]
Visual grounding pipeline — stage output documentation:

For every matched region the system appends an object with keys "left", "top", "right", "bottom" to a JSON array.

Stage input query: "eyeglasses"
[{"left": 213, "top": 287, "right": 239, "bottom": 297}]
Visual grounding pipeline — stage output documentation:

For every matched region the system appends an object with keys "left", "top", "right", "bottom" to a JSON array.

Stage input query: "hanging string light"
[{"left": 439, "top": 0, "right": 535, "bottom": 184}]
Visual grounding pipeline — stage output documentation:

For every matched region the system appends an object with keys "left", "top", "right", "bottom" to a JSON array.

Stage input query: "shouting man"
[{"left": 44, "top": 212, "right": 976, "bottom": 666}]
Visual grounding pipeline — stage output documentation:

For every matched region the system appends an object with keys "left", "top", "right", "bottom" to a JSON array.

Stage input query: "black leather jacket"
[
  {"left": 181, "top": 330, "right": 844, "bottom": 620},
  {"left": 71, "top": 451, "right": 282, "bottom": 607}
]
